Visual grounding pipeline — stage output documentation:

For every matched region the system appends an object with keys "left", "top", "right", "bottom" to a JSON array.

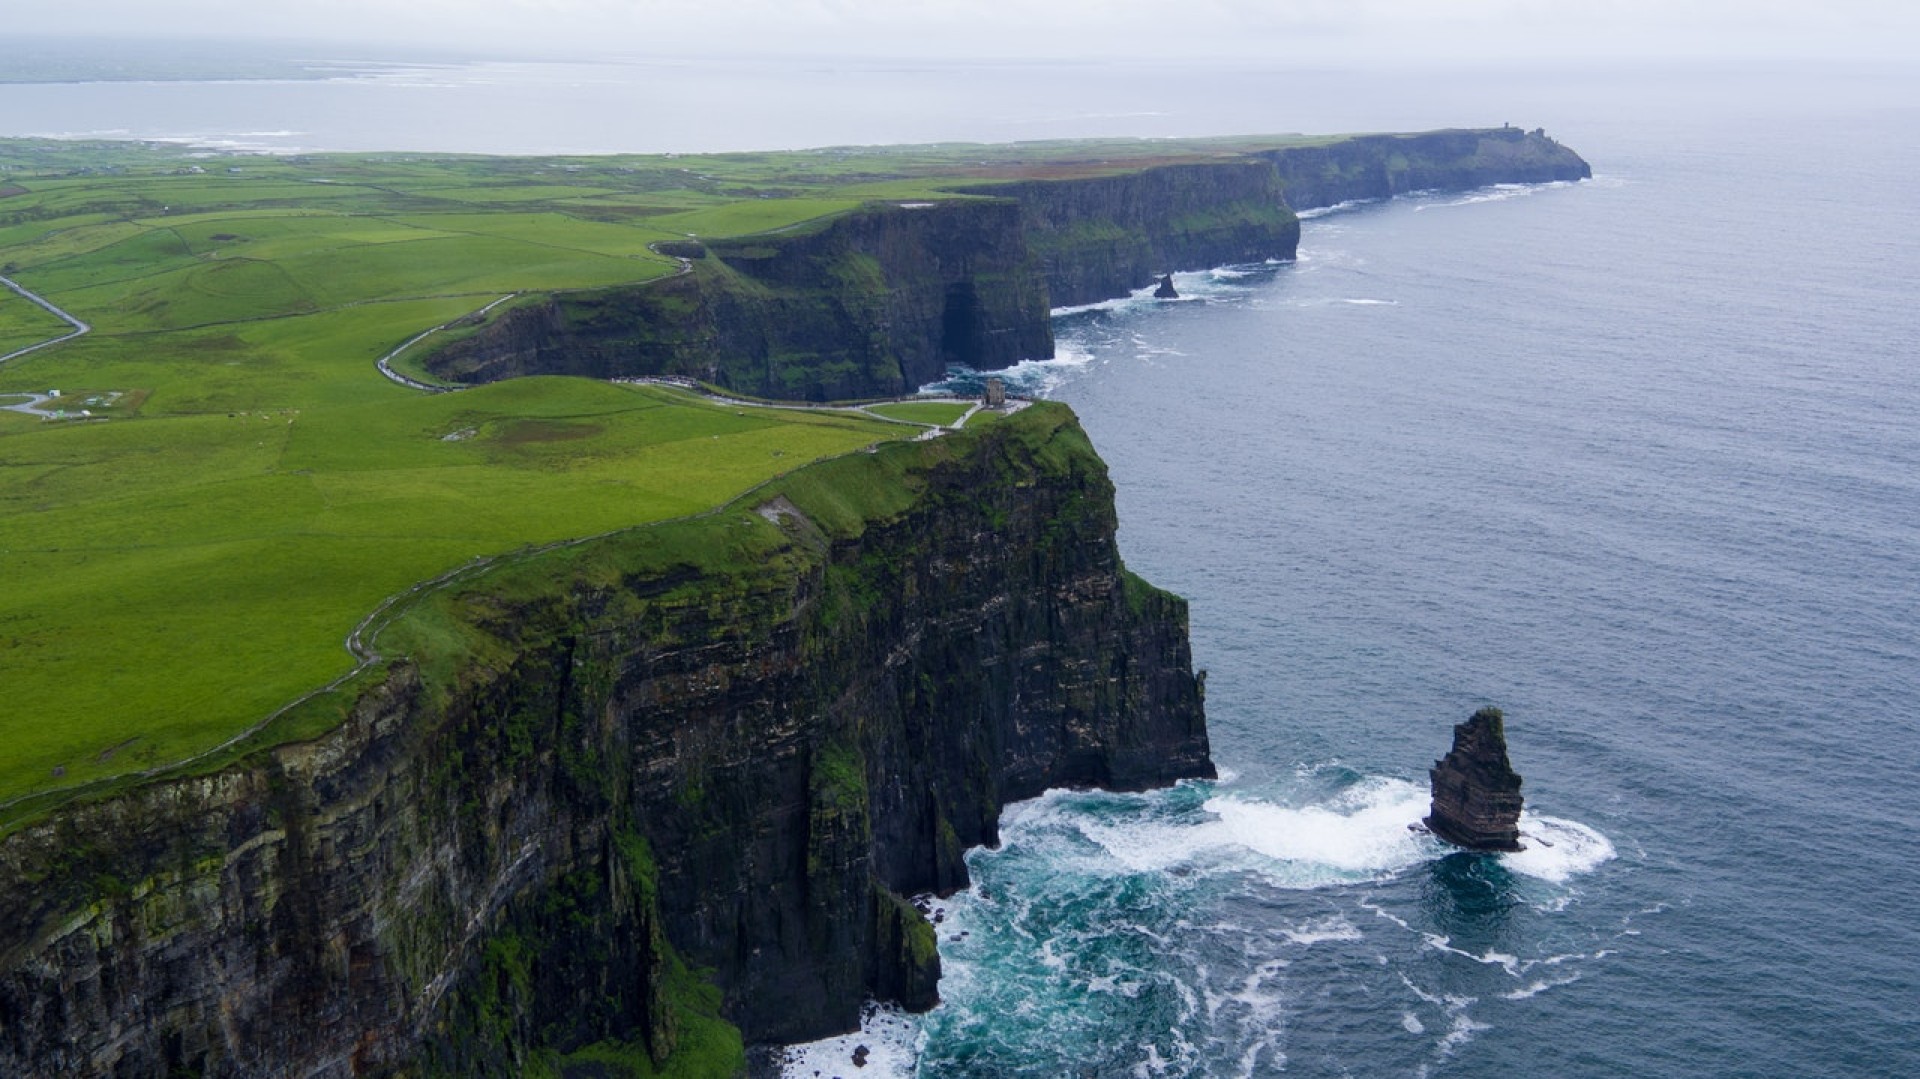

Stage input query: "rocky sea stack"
[{"left": 1425, "top": 706, "right": 1525, "bottom": 852}]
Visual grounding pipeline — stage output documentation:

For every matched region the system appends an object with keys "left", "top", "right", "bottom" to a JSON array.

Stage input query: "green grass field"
[
  {"left": 865, "top": 400, "right": 973, "bottom": 426},
  {"left": 0, "top": 131, "right": 1327, "bottom": 819},
  {"left": 0, "top": 290, "right": 74, "bottom": 359},
  {"left": 0, "top": 144, "right": 938, "bottom": 814}
]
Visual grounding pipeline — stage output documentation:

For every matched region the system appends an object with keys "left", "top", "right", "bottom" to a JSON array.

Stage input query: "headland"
[{"left": 0, "top": 126, "right": 1588, "bottom": 1075}]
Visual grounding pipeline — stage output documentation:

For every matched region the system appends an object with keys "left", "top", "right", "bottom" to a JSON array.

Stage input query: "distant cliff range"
[{"left": 425, "top": 127, "right": 1591, "bottom": 400}]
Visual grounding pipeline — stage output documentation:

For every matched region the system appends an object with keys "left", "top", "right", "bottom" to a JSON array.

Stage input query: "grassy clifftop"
[
  {"left": 0, "top": 376, "right": 906, "bottom": 816},
  {"left": 0, "top": 401, "right": 1210, "bottom": 1074},
  {"left": 0, "top": 127, "right": 1583, "bottom": 815},
  {"left": 0, "top": 136, "right": 1229, "bottom": 812}
]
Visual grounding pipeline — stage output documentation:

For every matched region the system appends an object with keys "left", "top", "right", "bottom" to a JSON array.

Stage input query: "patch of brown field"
[
  {"left": 0, "top": 184, "right": 27, "bottom": 199},
  {"left": 495, "top": 419, "right": 605, "bottom": 446},
  {"left": 188, "top": 334, "right": 252, "bottom": 353}
]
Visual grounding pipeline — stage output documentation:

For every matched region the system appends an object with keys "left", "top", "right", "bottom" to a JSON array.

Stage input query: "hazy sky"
[{"left": 12, "top": 0, "right": 1920, "bottom": 64}]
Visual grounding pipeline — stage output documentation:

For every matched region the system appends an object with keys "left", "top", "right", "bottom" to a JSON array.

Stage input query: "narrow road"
[
  {"left": 0, "top": 274, "right": 92, "bottom": 367},
  {"left": 614, "top": 375, "right": 1023, "bottom": 437},
  {"left": 374, "top": 293, "right": 519, "bottom": 392},
  {"left": 0, "top": 391, "right": 70, "bottom": 418},
  {"left": 0, "top": 244, "right": 1025, "bottom": 821},
  {"left": 373, "top": 245, "right": 693, "bottom": 393}
]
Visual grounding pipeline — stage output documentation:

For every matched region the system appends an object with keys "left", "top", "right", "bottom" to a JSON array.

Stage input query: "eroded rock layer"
[
  {"left": 425, "top": 128, "right": 1591, "bottom": 400},
  {"left": 1425, "top": 706, "right": 1525, "bottom": 852},
  {"left": 0, "top": 405, "right": 1210, "bottom": 1076}
]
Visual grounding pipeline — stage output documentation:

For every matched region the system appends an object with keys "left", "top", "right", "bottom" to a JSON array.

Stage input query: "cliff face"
[
  {"left": 1260, "top": 128, "right": 1592, "bottom": 211},
  {"left": 424, "top": 199, "right": 1054, "bottom": 401},
  {"left": 970, "top": 160, "right": 1301, "bottom": 309},
  {"left": 0, "top": 405, "right": 1211, "bottom": 1076},
  {"left": 422, "top": 129, "right": 1590, "bottom": 399}
]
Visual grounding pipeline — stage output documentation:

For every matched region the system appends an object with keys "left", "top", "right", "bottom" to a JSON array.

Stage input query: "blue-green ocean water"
[{"left": 792, "top": 101, "right": 1920, "bottom": 1077}]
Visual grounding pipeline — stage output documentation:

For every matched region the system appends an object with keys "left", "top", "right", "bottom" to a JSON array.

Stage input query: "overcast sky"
[{"left": 11, "top": 0, "right": 1920, "bottom": 64}]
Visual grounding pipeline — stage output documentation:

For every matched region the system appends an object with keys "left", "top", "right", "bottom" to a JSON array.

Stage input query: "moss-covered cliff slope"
[
  {"left": 0, "top": 404, "right": 1210, "bottom": 1077},
  {"left": 424, "top": 127, "right": 1589, "bottom": 397}
]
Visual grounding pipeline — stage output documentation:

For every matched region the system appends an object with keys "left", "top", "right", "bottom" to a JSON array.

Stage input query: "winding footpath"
[
  {"left": 374, "top": 292, "right": 519, "bottom": 392},
  {"left": 373, "top": 246, "right": 696, "bottom": 392},
  {"left": 0, "top": 274, "right": 92, "bottom": 417},
  {"left": 0, "top": 246, "right": 1026, "bottom": 822}
]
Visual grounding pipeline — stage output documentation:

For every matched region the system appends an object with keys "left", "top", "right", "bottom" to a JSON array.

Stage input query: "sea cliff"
[
  {"left": 964, "top": 159, "right": 1299, "bottom": 310},
  {"left": 1259, "top": 126, "right": 1590, "bottom": 211},
  {"left": 0, "top": 404, "right": 1211, "bottom": 1076},
  {"left": 423, "top": 199, "right": 1054, "bottom": 401},
  {"left": 423, "top": 128, "right": 1589, "bottom": 399}
]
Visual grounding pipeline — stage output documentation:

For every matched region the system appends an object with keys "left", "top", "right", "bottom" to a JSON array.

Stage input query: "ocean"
[
  {"left": 817, "top": 72, "right": 1920, "bottom": 1079},
  {"left": 4, "top": 52, "right": 1916, "bottom": 1078}
]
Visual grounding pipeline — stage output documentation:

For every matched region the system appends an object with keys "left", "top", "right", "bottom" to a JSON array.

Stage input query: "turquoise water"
[{"left": 790, "top": 103, "right": 1920, "bottom": 1077}]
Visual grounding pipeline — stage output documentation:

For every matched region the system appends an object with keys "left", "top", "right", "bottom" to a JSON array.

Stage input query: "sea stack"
[
  {"left": 1154, "top": 273, "right": 1179, "bottom": 299},
  {"left": 1425, "top": 706, "right": 1525, "bottom": 852}
]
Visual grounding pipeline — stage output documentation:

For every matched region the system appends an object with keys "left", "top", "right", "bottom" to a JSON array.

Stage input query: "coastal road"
[
  {"left": 374, "top": 292, "right": 520, "bottom": 392},
  {"left": 373, "top": 244, "right": 695, "bottom": 393},
  {"left": 0, "top": 273, "right": 91, "bottom": 368}
]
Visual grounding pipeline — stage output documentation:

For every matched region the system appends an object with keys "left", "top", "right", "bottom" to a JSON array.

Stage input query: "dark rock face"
[
  {"left": 1154, "top": 274, "right": 1179, "bottom": 299},
  {"left": 1260, "top": 127, "right": 1592, "bottom": 213},
  {"left": 422, "top": 130, "right": 1590, "bottom": 400},
  {"left": 1425, "top": 706, "right": 1525, "bottom": 852},
  {"left": 976, "top": 160, "right": 1299, "bottom": 309},
  {"left": 0, "top": 405, "right": 1210, "bottom": 1075},
  {"left": 425, "top": 199, "right": 1053, "bottom": 401}
]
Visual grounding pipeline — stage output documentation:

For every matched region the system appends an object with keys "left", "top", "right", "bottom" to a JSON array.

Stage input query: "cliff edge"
[
  {"left": 423, "top": 128, "right": 1590, "bottom": 400},
  {"left": 0, "top": 403, "right": 1210, "bottom": 1076}
]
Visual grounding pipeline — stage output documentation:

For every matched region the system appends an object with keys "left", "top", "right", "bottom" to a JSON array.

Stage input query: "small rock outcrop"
[
  {"left": 1153, "top": 274, "right": 1179, "bottom": 299},
  {"left": 1425, "top": 706, "right": 1524, "bottom": 851}
]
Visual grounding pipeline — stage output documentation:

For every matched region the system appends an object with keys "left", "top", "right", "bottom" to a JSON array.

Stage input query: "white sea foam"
[
  {"left": 780, "top": 1002, "right": 921, "bottom": 1079},
  {"left": 1048, "top": 776, "right": 1438, "bottom": 889},
  {"left": 1293, "top": 297, "right": 1399, "bottom": 307},
  {"left": 1438, "top": 1010, "right": 1492, "bottom": 1055},
  {"left": 1361, "top": 898, "right": 1414, "bottom": 931},
  {"left": 1501, "top": 813, "right": 1616, "bottom": 883},
  {"left": 1278, "top": 914, "right": 1363, "bottom": 946},
  {"left": 1051, "top": 286, "right": 1154, "bottom": 317},
  {"left": 1296, "top": 198, "right": 1378, "bottom": 219},
  {"left": 1398, "top": 974, "right": 1487, "bottom": 1059},
  {"left": 29, "top": 128, "right": 310, "bottom": 154},
  {"left": 1503, "top": 971, "right": 1583, "bottom": 1000},
  {"left": 1414, "top": 180, "right": 1573, "bottom": 212},
  {"left": 924, "top": 341, "right": 1097, "bottom": 397},
  {"left": 1207, "top": 778, "right": 1437, "bottom": 880},
  {"left": 1421, "top": 934, "right": 1523, "bottom": 976},
  {"left": 1004, "top": 780, "right": 1610, "bottom": 901},
  {"left": 1049, "top": 264, "right": 1266, "bottom": 319}
]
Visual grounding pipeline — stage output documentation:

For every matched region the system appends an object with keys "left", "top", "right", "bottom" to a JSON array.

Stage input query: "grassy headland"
[{"left": 0, "top": 130, "right": 1431, "bottom": 815}]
